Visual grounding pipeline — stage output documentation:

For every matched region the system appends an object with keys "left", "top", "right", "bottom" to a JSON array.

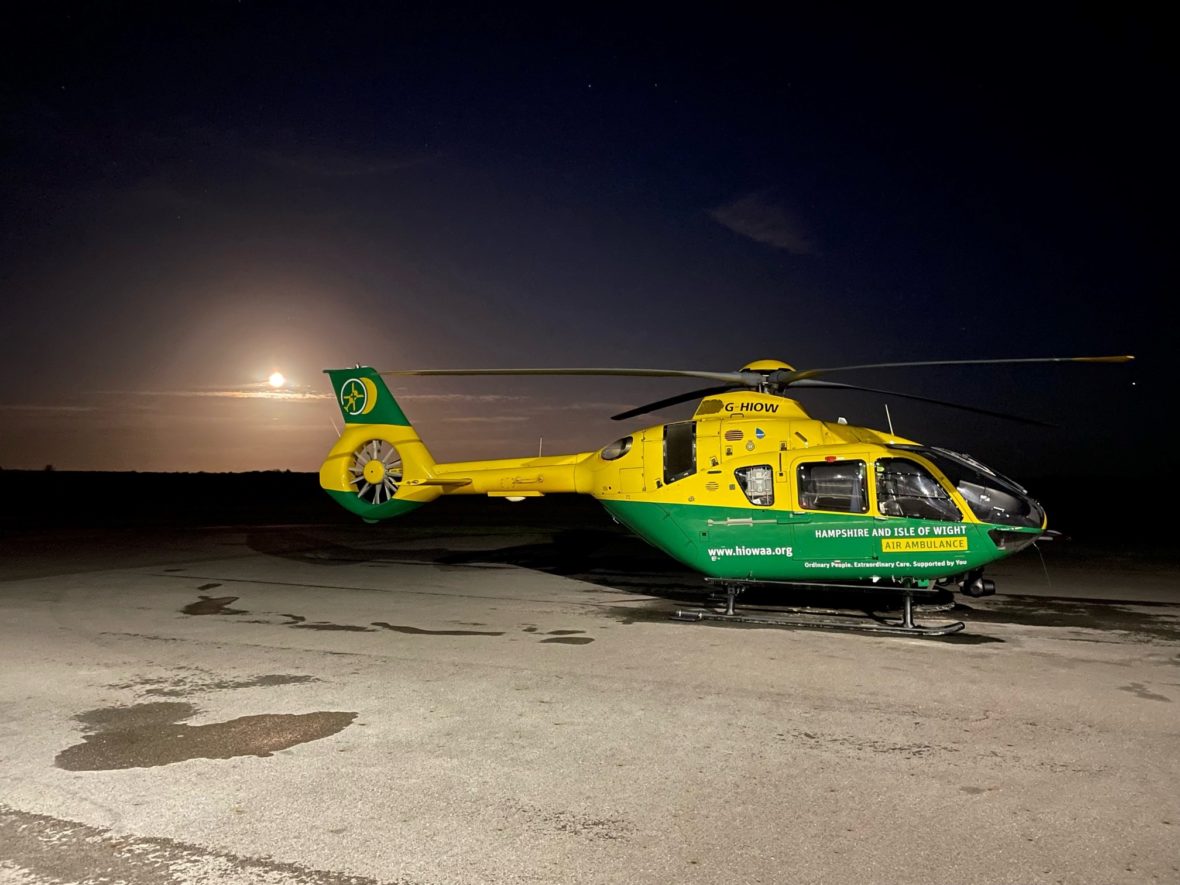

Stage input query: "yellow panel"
[{"left": 619, "top": 467, "right": 644, "bottom": 493}]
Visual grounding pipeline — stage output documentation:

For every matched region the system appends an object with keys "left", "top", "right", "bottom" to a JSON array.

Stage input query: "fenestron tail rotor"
[{"left": 348, "top": 439, "right": 404, "bottom": 506}]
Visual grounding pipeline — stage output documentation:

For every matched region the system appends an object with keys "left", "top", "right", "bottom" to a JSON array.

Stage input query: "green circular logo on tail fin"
[{"left": 340, "top": 377, "right": 378, "bottom": 416}]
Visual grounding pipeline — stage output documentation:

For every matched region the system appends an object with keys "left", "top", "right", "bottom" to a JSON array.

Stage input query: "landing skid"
[{"left": 671, "top": 579, "right": 966, "bottom": 637}]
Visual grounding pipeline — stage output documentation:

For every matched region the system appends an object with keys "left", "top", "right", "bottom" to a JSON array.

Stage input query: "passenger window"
[
  {"left": 875, "top": 458, "right": 961, "bottom": 521},
  {"left": 663, "top": 422, "right": 696, "bottom": 484},
  {"left": 735, "top": 465, "right": 774, "bottom": 506},
  {"left": 600, "top": 436, "right": 633, "bottom": 461},
  {"left": 797, "top": 461, "right": 867, "bottom": 513}
]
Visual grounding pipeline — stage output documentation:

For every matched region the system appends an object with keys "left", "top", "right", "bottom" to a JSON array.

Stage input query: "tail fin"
[
  {"left": 319, "top": 367, "right": 440, "bottom": 520},
  {"left": 324, "top": 367, "right": 412, "bottom": 426}
]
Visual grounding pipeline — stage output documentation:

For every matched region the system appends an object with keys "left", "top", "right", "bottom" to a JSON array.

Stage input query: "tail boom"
[
  {"left": 319, "top": 366, "right": 595, "bottom": 520},
  {"left": 424, "top": 452, "right": 596, "bottom": 497}
]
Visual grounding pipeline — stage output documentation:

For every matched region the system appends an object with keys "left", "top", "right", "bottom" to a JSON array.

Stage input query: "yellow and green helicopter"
[{"left": 319, "top": 355, "right": 1133, "bottom": 635}]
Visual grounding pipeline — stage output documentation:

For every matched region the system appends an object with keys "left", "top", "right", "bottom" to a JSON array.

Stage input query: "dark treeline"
[{"left": 0, "top": 470, "right": 607, "bottom": 532}]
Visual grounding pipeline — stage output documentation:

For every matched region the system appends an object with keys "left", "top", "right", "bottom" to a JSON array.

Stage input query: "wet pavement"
[
  {"left": 1, "top": 520, "right": 1178, "bottom": 884},
  {"left": 55, "top": 703, "right": 357, "bottom": 772}
]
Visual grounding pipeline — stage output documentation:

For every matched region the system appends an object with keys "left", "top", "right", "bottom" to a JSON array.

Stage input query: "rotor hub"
[
  {"left": 736, "top": 359, "right": 796, "bottom": 394},
  {"left": 737, "top": 359, "right": 795, "bottom": 373},
  {"left": 363, "top": 460, "right": 386, "bottom": 484}
]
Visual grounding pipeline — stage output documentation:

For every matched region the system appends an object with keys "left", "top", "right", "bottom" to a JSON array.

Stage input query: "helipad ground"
[{"left": 1, "top": 521, "right": 1178, "bottom": 885}]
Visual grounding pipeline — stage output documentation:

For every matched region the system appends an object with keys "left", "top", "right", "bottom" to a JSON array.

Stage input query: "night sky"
[{"left": 0, "top": 5, "right": 1166, "bottom": 479}]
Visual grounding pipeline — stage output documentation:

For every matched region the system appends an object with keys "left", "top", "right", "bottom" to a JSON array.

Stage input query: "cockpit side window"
[
  {"left": 663, "top": 422, "right": 696, "bottom": 484},
  {"left": 797, "top": 461, "right": 867, "bottom": 513},
  {"left": 875, "top": 458, "right": 961, "bottom": 521}
]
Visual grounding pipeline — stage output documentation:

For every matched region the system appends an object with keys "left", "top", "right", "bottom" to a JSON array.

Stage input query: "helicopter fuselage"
[{"left": 320, "top": 384, "right": 1046, "bottom": 590}]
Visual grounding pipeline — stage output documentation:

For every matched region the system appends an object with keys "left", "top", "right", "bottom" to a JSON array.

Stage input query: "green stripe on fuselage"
[{"left": 599, "top": 499, "right": 1028, "bottom": 582}]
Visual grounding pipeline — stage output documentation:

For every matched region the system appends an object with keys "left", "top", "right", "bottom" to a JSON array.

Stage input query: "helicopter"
[{"left": 318, "top": 355, "right": 1134, "bottom": 636}]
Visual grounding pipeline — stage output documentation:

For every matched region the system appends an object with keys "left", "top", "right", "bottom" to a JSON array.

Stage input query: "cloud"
[
  {"left": 437, "top": 415, "right": 531, "bottom": 424},
  {"left": 100, "top": 384, "right": 333, "bottom": 401},
  {"left": 395, "top": 394, "right": 630, "bottom": 411},
  {"left": 0, "top": 404, "right": 96, "bottom": 413},
  {"left": 529, "top": 401, "right": 636, "bottom": 413},
  {"left": 398, "top": 393, "right": 529, "bottom": 404},
  {"left": 154, "top": 123, "right": 428, "bottom": 180},
  {"left": 710, "top": 193, "right": 816, "bottom": 254}
]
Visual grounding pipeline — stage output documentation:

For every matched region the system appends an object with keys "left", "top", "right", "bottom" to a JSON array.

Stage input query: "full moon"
[{"left": 268, "top": 372, "right": 285, "bottom": 388}]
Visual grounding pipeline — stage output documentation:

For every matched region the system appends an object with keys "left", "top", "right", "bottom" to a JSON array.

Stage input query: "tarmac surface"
[{"left": 1, "top": 498, "right": 1178, "bottom": 884}]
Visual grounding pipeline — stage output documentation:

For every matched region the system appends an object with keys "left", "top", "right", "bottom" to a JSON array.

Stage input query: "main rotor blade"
[
  {"left": 774, "top": 354, "right": 1134, "bottom": 385},
  {"left": 381, "top": 367, "right": 751, "bottom": 384},
  {"left": 611, "top": 385, "right": 737, "bottom": 421},
  {"left": 791, "top": 379, "right": 1055, "bottom": 426}
]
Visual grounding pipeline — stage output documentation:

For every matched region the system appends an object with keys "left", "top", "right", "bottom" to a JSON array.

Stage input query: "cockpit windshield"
[{"left": 888, "top": 445, "right": 1045, "bottom": 528}]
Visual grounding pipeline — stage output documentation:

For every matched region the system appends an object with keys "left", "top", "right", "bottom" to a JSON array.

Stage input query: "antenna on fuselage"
[{"left": 884, "top": 403, "right": 895, "bottom": 436}]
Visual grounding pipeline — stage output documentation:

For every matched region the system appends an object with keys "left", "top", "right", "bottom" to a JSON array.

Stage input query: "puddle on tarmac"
[
  {"left": 372, "top": 622, "right": 504, "bottom": 636},
  {"left": 182, "top": 595, "right": 246, "bottom": 615},
  {"left": 182, "top": 600, "right": 508, "bottom": 634},
  {"left": 108, "top": 672, "right": 320, "bottom": 697},
  {"left": 537, "top": 629, "right": 594, "bottom": 645},
  {"left": 279, "top": 614, "right": 375, "bottom": 632},
  {"left": 55, "top": 702, "right": 356, "bottom": 771},
  {"left": 292, "top": 623, "right": 375, "bottom": 631},
  {"left": 1118, "top": 683, "right": 1172, "bottom": 702}
]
